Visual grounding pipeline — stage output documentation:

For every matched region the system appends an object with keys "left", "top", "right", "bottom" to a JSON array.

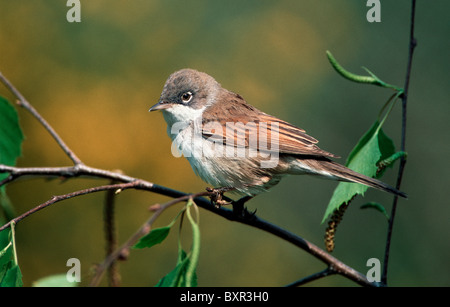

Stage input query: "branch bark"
[
  {"left": 0, "top": 163, "right": 375, "bottom": 286},
  {"left": 103, "top": 179, "right": 120, "bottom": 287}
]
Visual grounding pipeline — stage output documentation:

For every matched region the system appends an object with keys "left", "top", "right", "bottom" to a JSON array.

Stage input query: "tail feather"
[
  {"left": 324, "top": 160, "right": 407, "bottom": 198},
  {"left": 294, "top": 159, "right": 407, "bottom": 198}
]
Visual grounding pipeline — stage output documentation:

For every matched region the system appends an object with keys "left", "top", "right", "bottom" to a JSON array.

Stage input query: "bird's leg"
[
  {"left": 206, "top": 188, "right": 256, "bottom": 219},
  {"left": 206, "top": 187, "right": 233, "bottom": 208},
  {"left": 231, "top": 196, "right": 255, "bottom": 218}
]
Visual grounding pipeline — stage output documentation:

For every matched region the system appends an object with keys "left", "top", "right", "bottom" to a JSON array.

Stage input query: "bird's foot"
[
  {"left": 231, "top": 196, "right": 255, "bottom": 219},
  {"left": 206, "top": 187, "right": 233, "bottom": 208},
  {"left": 206, "top": 188, "right": 256, "bottom": 219}
]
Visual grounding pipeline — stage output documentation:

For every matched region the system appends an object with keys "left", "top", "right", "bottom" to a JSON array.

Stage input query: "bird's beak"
[{"left": 149, "top": 100, "right": 172, "bottom": 112}]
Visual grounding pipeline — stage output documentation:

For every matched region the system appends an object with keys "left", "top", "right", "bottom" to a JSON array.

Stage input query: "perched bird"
[{"left": 150, "top": 69, "right": 406, "bottom": 205}]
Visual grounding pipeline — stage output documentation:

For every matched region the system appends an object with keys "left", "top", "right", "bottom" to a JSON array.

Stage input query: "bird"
[{"left": 149, "top": 68, "right": 406, "bottom": 207}]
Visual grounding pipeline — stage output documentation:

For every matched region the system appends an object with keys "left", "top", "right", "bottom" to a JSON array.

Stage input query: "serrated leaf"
[
  {"left": 0, "top": 96, "right": 24, "bottom": 182},
  {"left": 375, "top": 128, "right": 396, "bottom": 177},
  {"left": 133, "top": 226, "right": 171, "bottom": 249},
  {"left": 322, "top": 120, "right": 396, "bottom": 223},
  {"left": 345, "top": 120, "right": 379, "bottom": 165}
]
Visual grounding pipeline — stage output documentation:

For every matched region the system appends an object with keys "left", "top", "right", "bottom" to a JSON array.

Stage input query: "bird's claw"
[
  {"left": 206, "top": 187, "right": 232, "bottom": 208},
  {"left": 231, "top": 196, "right": 255, "bottom": 219}
]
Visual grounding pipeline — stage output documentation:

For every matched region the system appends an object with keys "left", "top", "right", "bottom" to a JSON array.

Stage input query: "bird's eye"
[{"left": 181, "top": 91, "right": 193, "bottom": 103}]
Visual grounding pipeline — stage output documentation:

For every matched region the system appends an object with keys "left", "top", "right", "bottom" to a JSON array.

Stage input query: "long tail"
[{"left": 295, "top": 158, "right": 407, "bottom": 198}]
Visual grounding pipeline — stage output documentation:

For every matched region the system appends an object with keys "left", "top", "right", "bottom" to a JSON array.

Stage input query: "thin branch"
[
  {"left": 0, "top": 72, "right": 83, "bottom": 165},
  {"left": 226, "top": 210, "right": 375, "bottom": 287},
  {"left": 382, "top": 0, "right": 416, "bottom": 286},
  {"left": 0, "top": 181, "right": 145, "bottom": 232},
  {"left": 0, "top": 164, "right": 141, "bottom": 185},
  {"left": 0, "top": 165, "right": 375, "bottom": 286},
  {"left": 89, "top": 192, "right": 208, "bottom": 287},
  {"left": 285, "top": 268, "right": 335, "bottom": 287},
  {"left": 104, "top": 179, "right": 120, "bottom": 287}
]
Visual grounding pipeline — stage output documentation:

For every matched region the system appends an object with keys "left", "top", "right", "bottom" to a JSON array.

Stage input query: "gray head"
[{"left": 150, "top": 69, "right": 221, "bottom": 115}]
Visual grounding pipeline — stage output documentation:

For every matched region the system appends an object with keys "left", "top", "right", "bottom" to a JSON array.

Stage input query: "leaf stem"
[
  {"left": 185, "top": 198, "right": 200, "bottom": 287},
  {"left": 376, "top": 91, "right": 403, "bottom": 134},
  {"left": 10, "top": 221, "right": 18, "bottom": 265},
  {"left": 285, "top": 268, "right": 335, "bottom": 287}
]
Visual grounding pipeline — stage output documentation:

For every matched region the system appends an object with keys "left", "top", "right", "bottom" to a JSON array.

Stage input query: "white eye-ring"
[{"left": 181, "top": 91, "right": 193, "bottom": 103}]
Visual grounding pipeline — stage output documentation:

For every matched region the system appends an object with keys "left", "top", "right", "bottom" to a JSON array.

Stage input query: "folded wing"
[{"left": 201, "top": 91, "right": 338, "bottom": 159}]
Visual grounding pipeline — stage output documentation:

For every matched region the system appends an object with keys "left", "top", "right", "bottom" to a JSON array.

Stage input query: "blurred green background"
[{"left": 0, "top": 1, "right": 448, "bottom": 286}]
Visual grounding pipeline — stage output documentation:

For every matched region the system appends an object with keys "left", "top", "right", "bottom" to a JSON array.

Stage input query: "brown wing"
[{"left": 201, "top": 91, "right": 338, "bottom": 159}]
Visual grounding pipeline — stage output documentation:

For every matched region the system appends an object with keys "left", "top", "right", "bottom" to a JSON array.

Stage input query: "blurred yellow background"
[{"left": 0, "top": 1, "right": 448, "bottom": 286}]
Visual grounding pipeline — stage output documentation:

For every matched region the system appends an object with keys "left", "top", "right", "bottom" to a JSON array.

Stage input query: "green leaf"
[
  {"left": 327, "top": 51, "right": 378, "bottom": 85},
  {"left": 32, "top": 274, "right": 77, "bottom": 287},
  {"left": 376, "top": 128, "right": 396, "bottom": 168},
  {"left": 0, "top": 237, "right": 13, "bottom": 283},
  {"left": 0, "top": 225, "right": 22, "bottom": 287},
  {"left": 360, "top": 202, "right": 389, "bottom": 220},
  {"left": 326, "top": 51, "right": 403, "bottom": 92},
  {"left": 0, "top": 262, "right": 22, "bottom": 287},
  {"left": 377, "top": 151, "right": 407, "bottom": 176},
  {"left": 0, "top": 225, "right": 11, "bottom": 256},
  {"left": 184, "top": 200, "right": 200, "bottom": 287},
  {"left": 322, "top": 120, "right": 396, "bottom": 223},
  {"left": 1, "top": 189, "right": 16, "bottom": 221},
  {"left": 155, "top": 249, "right": 196, "bottom": 287},
  {"left": 133, "top": 226, "right": 171, "bottom": 249},
  {"left": 0, "top": 240, "right": 12, "bottom": 259},
  {"left": 0, "top": 96, "right": 23, "bottom": 220},
  {"left": 155, "top": 199, "right": 200, "bottom": 287},
  {"left": 0, "top": 96, "right": 24, "bottom": 182}
]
